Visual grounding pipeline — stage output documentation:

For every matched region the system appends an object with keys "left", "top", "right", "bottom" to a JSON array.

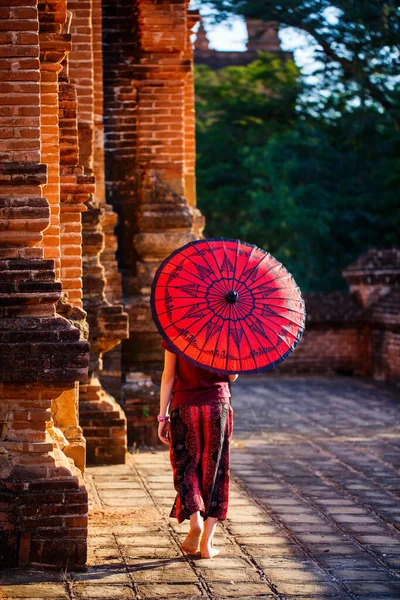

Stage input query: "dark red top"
[{"left": 161, "top": 339, "right": 231, "bottom": 408}]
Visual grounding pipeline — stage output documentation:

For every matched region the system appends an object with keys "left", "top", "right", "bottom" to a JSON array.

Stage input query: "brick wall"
[
  {"left": 103, "top": 0, "right": 204, "bottom": 445},
  {"left": 278, "top": 327, "right": 369, "bottom": 376},
  {"left": 0, "top": 0, "right": 90, "bottom": 569},
  {"left": 67, "top": 0, "right": 129, "bottom": 465}
]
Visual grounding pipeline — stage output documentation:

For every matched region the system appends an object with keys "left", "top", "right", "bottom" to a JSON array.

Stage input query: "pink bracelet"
[{"left": 157, "top": 415, "right": 170, "bottom": 422}]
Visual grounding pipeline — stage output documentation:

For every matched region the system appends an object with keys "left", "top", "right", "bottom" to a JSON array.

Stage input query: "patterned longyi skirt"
[{"left": 169, "top": 402, "right": 233, "bottom": 523}]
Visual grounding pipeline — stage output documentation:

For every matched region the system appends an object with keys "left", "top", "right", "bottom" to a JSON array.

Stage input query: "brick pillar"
[
  {"left": 343, "top": 248, "right": 400, "bottom": 381},
  {"left": 68, "top": 0, "right": 129, "bottom": 464},
  {"left": 0, "top": 1, "right": 90, "bottom": 569},
  {"left": 184, "top": 10, "right": 199, "bottom": 208},
  {"left": 103, "top": 0, "right": 204, "bottom": 446}
]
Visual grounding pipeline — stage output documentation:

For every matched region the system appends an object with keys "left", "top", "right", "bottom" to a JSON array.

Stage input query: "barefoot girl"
[{"left": 158, "top": 339, "right": 238, "bottom": 558}]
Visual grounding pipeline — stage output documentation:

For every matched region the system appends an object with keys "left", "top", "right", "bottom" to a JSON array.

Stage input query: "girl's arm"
[{"left": 158, "top": 349, "right": 176, "bottom": 444}]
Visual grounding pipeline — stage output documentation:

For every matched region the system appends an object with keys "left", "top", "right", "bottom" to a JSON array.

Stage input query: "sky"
[{"left": 195, "top": 6, "right": 319, "bottom": 78}]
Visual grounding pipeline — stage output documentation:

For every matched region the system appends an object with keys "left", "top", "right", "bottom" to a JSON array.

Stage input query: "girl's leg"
[
  {"left": 169, "top": 407, "right": 205, "bottom": 525},
  {"left": 200, "top": 516, "right": 219, "bottom": 558},
  {"left": 181, "top": 510, "right": 203, "bottom": 554}
]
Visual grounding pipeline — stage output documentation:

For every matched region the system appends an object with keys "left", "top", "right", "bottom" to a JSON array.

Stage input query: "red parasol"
[{"left": 150, "top": 238, "right": 305, "bottom": 374}]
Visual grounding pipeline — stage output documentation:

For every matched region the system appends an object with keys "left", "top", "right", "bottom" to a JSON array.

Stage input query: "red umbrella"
[{"left": 150, "top": 238, "right": 305, "bottom": 374}]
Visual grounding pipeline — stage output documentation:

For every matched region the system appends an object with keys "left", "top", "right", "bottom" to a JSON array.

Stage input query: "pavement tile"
[
  {"left": 258, "top": 557, "right": 315, "bottom": 569},
  {"left": 136, "top": 583, "right": 203, "bottom": 598},
  {"left": 355, "top": 534, "right": 400, "bottom": 545},
  {"left": 0, "top": 572, "right": 63, "bottom": 585},
  {"left": 72, "top": 583, "right": 134, "bottom": 599},
  {"left": 330, "top": 568, "right": 393, "bottom": 581},
  {"left": 344, "top": 581, "right": 400, "bottom": 594},
  {"left": 242, "top": 544, "right": 303, "bottom": 557},
  {"left": 192, "top": 557, "right": 250, "bottom": 569},
  {"left": 116, "top": 536, "right": 172, "bottom": 547},
  {"left": 0, "top": 584, "right": 68, "bottom": 599},
  {"left": 209, "top": 582, "right": 275, "bottom": 597},
  {"left": 129, "top": 561, "right": 197, "bottom": 583},
  {"left": 306, "top": 544, "right": 360, "bottom": 556},
  {"left": 70, "top": 567, "right": 131, "bottom": 584},
  {"left": 274, "top": 581, "right": 342, "bottom": 595},
  {"left": 226, "top": 524, "right": 279, "bottom": 535},
  {"left": 263, "top": 567, "right": 329, "bottom": 583},
  {"left": 121, "top": 546, "right": 181, "bottom": 559},
  {"left": 236, "top": 535, "right": 289, "bottom": 545},
  {"left": 195, "top": 568, "right": 260, "bottom": 583}
]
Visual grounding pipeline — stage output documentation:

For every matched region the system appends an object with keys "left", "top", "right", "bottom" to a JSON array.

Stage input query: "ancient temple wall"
[
  {"left": 39, "top": 30, "right": 62, "bottom": 277},
  {"left": 372, "top": 330, "right": 400, "bottom": 383},
  {"left": 102, "top": 0, "right": 139, "bottom": 290},
  {"left": 67, "top": 0, "right": 129, "bottom": 465},
  {"left": 103, "top": 0, "right": 204, "bottom": 445},
  {"left": 184, "top": 11, "right": 198, "bottom": 207},
  {"left": 277, "top": 325, "right": 369, "bottom": 377},
  {"left": 0, "top": 0, "right": 90, "bottom": 569}
]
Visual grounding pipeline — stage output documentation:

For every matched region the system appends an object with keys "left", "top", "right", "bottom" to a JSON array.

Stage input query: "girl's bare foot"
[
  {"left": 199, "top": 516, "right": 219, "bottom": 558},
  {"left": 181, "top": 523, "right": 202, "bottom": 554},
  {"left": 199, "top": 541, "right": 220, "bottom": 559}
]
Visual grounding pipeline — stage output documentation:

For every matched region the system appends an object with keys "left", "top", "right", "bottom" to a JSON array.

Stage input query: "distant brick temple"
[
  {"left": 280, "top": 249, "right": 400, "bottom": 385},
  {"left": 0, "top": 0, "right": 398, "bottom": 572},
  {"left": 194, "top": 17, "right": 292, "bottom": 68}
]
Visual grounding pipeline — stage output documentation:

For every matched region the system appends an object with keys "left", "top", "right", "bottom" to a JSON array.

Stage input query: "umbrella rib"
[
  {"left": 253, "top": 300, "right": 305, "bottom": 315},
  {"left": 222, "top": 240, "right": 231, "bottom": 372},
  {"left": 230, "top": 301, "right": 274, "bottom": 369},
  {"left": 257, "top": 309, "right": 305, "bottom": 339},
  {"left": 155, "top": 300, "right": 209, "bottom": 318},
  {"left": 257, "top": 302, "right": 305, "bottom": 325},
  {"left": 248, "top": 270, "right": 297, "bottom": 291},
  {"left": 238, "top": 243, "right": 258, "bottom": 284},
  {"left": 243, "top": 303, "right": 287, "bottom": 362},
  {"left": 242, "top": 259, "right": 281, "bottom": 291},
  {"left": 234, "top": 300, "right": 291, "bottom": 359},
  {"left": 257, "top": 309, "right": 304, "bottom": 328},
  {"left": 192, "top": 316, "right": 219, "bottom": 365},
  {"left": 237, "top": 315, "right": 262, "bottom": 372},
  {"left": 210, "top": 301, "right": 230, "bottom": 370},
  {"left": 226, "top": 239, "right": 241, "bottom": 372},
  {"left": 255, "top": 312, "right": 303, "bottom": 351},
  {"left": 161, "top": 271, "right": 210, "bottom": 290},
  {"left": 170, "top": 299, "right": 227, "bottom": 361},
  {"left": 230, "top": 305, "right": 243, "bottom": 372},
  {"left": 182, "top": 250, "right": 228, "bottom": 295},
  {"left": 162, "top": 305, "right": 211, "bottom": 335},
  {"left": 230, "top": 303, "right": 244, "bottom": 372},
  {"left": 239, "top": 251, "right": 274, "bottom": 289},
  {"left": 167, "top": 259, "right": 218, "bottom": 289},
  {"left": 202, "top": 238, "right": 230, "bottom": 294}
]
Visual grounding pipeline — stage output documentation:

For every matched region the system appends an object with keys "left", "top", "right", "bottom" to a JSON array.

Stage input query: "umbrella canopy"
[{"left": 151, "top": 238, "right": 305, "bottom": 374}]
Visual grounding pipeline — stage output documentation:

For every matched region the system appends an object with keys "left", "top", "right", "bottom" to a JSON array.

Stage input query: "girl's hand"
[{"left": 158, "top": 420, "right": 171, "bottom": 445}]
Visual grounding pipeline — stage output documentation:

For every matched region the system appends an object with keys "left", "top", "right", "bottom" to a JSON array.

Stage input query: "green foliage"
[
  {"left": 204, "top": 0, "right": 400, "bottom": 129},
  {"left": 196, "top": 54, "right": 301, "bottom": 240},
  {"left": 195, "top": 54, "right": 400, "bottom": 293}
]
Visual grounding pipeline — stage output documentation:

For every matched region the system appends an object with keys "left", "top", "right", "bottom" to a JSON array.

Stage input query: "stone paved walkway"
[{"left": 1, "top": 375, "right": 400, "bottom": 599}]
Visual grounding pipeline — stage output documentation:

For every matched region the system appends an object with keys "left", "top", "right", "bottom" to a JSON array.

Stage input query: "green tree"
[
  {"left": 196, "top": 56, "right": 400, "bottom": 292},
  {"left": 242, "top": 111, "right": 400, "bottom": 292},
  {"left": 196, "top": 53, "right": 301, "bottom": 240},
  {"left": 205, "top": 0, "right": 400, "bottom": 129}
]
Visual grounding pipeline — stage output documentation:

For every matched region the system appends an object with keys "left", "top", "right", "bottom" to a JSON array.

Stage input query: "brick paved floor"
[{"left": 1, "top": 375, "right": 400, "bottom": 599}]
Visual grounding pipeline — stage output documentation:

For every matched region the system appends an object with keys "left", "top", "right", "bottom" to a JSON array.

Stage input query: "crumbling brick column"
[
  {"left": 103, "top": 0, "right": 204, "bottom": 446},
  {"left": 343, "top": 248, "right": 400, "bottom": 384},
  {"left": 68, "top": 0, "right": 129, "bottom": 464},
  {"left": 0, "top": 0, "right": 90, "bottom": 569}
]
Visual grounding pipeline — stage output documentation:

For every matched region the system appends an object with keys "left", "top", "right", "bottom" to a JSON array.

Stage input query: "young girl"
[{"left": 158, "top": 339, "right": 238, "bottom": 558}]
